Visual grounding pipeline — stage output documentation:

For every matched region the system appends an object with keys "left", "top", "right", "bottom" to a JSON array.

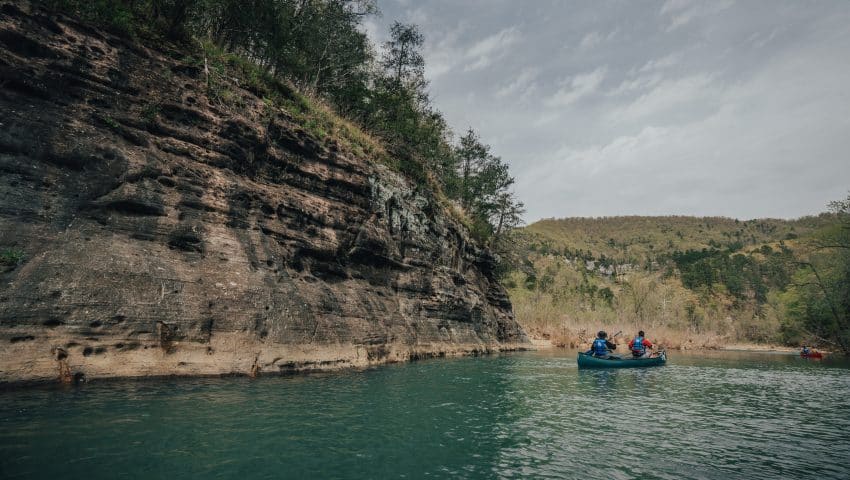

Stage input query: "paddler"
[
  {"left": 629, "top": 330, "right": 654, "bottom": 358},
  {"left": 586, "top": 330, "right": 617, "bottom": 358}
]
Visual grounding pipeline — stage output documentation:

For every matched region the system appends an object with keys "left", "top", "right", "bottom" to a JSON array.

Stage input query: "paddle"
[{"left": 607, "top": 331, "right": 623, "bottom": 359}]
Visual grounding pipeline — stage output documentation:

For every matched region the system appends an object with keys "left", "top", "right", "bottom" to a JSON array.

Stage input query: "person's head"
[
  {"left": 597, "top": 330, "right": 607, "bottom": 339},
  {"left": 638, "top": 330, "right": 645, "bottom": 337}
]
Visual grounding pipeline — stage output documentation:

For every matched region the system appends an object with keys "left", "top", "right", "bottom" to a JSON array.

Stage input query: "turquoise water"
[{"left": 2, "top": 350, "right": 849, "bottom": 479}]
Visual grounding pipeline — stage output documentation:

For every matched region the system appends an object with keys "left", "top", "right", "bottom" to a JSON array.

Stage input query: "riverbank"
[
  {"left": 525, "top": 331, "right": 806, "bottom": 353},
  {"left": 719, "top": 343, "right": 801, "bottom": 353},
  {"left": 0, "top": 338, "right": 531, "bottom": 387}
]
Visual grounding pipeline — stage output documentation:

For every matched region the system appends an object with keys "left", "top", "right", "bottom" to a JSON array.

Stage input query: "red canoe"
[{"left": 801, "top": 351, "right": 823, "bottom": 359}]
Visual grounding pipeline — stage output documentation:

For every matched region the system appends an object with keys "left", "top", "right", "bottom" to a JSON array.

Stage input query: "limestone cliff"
[{"left": 0, "top": 3, "right": 528, "bottom": 384}]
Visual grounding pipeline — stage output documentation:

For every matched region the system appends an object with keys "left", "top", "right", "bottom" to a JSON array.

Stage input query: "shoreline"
[
  {"left": 0, "top": 342, "right": 533, "bottom": 390},
  {"left": 2, "top": 340, "right": 833, "bottom": 391},
  {"left": 528, "top": 336, "right": 810, "bottom": 354}
]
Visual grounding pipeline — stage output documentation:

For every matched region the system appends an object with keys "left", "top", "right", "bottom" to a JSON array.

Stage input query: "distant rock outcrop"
[{"left": 0, "top": 3, "right": 528, "bottom": 384}]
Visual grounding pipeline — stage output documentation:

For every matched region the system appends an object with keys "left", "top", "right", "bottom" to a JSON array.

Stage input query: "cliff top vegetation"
[{"left": 41, "top": 0, "right": 524, "bottom": 248}]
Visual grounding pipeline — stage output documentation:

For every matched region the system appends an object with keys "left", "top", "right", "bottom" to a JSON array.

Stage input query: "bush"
[
  {"left": 0, "top": 249, "right": 25, "bottom": 267},
  {"left": 44, "top": 0, "right": 136, "bottom": 36}
]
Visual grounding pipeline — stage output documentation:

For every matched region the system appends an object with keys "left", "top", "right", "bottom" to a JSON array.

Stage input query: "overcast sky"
[{"left": 364, "top": 0, "right": 850, "bottom": 222}]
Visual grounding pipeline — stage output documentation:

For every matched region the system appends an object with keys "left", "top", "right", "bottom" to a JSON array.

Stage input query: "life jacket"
[
  {"left": 632, "top": 336, "right": 646, "bottom": 354},
  {"left": 592, "top": 338, "right": 608, "bottom": 356}
]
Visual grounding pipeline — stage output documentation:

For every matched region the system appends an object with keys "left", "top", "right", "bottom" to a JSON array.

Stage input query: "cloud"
[
  {"left": 405, "top": 7, "right": 428, "bottom": 26},
  {"left": 608, "top": 53, "right": 683, "bottom": 97},
  {"left": 421, "top": 22, "right": 466, "bottom": 80},
  {"left": 638, "top": 53, "right": 681, "bottom": 73},
  {"left": 555, "top": 126, "right": 670, "bottom": 176},
  {"left": 462, "top": 27, "right": 522, "bottom": 72},
  {"left": 659, "top": 0, "right": 694, "bottom": 16},
  {"left": 607, "top": 73, "right": 716, "bottom": 123},
  {"left": 371, "top": 0, "right": 850, "bottom": 221},
  {"left": 545, "top": 68, "right": 607, "bottom": 107},
  {"left": 579, "top": 31, "right": 602, "bottom": 50},
  {"left": 661, "top": 0, "right": 734, "bottom": 32},
  {"left": 520, "top": 36, "right": 850, "bottom": 220},
  {"left": 421, "top": 25, "right": 521, "bottom": 80},
  {"left": 577, "top": 29, "right": 619, "bottom": 51},
  {"left": 748, "top": 28, "right": 780, "bottom": 49},
  {"left": 495, "top": 68, "right": 539, "bottom": 99},
  {"left": 532, "top": 112, "right": 561, "bottom": 127},
  {"left": 607, "top": 73, "right": 663, "bottom": 97}
]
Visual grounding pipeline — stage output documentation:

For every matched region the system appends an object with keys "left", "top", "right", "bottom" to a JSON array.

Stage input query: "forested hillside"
[
  {"left": 506, "top": 206, "right": 849, "bottom": 353},
  {"left": 528, "top": 215, "right": 833, "bottom": 263}
]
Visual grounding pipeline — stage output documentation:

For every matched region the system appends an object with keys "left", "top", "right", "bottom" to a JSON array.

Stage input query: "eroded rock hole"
[{"left": 43, "top": 318, "right": 64, "bottom": 327}]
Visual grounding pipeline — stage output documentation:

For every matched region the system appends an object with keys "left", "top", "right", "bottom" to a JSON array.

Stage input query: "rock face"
[{"left": 0, "top": 4, "right": 528, "bottom": 384}]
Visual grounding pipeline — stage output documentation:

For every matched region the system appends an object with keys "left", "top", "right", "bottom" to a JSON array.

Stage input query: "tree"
[
  {"left": 450, "top": 129, "right": 522, "bottom": 244},
  {"left": 622, "top": 275, "right": 656, "bottom": 323},
  {"left": 455, "top": 129, "right": 490, "bottom": 210},
  {"left": 782, "top": 193, "right": 850, "bottom": 354},
  {"left": 599, "top": 287, "right": 615, "bottom": 308},
  {"left": 380, "top": 21, "right": 425, "bottom": 91},
  {"left": 488, "top": 194, "right": 526, "bottom": 279}
]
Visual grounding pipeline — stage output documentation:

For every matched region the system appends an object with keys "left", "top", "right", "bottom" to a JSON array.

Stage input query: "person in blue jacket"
[{"left": 586, "top": 330, "right": 617, "bottom": 358}]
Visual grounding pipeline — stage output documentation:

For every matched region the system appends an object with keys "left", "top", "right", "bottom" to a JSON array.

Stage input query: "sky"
[{"left": 363, "top": 0, "right": 850, "bottom": 223}]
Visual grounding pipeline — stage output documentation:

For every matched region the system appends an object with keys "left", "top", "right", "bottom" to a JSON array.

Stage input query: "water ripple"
[{"left": 1, "top": 351, "right": 849, "bottom": 479}]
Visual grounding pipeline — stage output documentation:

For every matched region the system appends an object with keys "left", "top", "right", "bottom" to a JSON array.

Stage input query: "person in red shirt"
[{"left": 628, "top": 330, "right": 653, "bottom": 358}]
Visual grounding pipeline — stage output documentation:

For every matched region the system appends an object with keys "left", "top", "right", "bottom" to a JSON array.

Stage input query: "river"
[{"left": 2, "top": 350, "right": 849, "bottom": 479}]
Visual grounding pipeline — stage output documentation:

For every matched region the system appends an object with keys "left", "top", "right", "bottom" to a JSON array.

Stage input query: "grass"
[
  {"left": 97, "top": 114, "right": 120, "bottom": 130},
  {"left": 195, "top": 39, "right": 390, "bottom": 166},
  {"left": 0, "top": 248, "right": 25, "bottom": 267}
]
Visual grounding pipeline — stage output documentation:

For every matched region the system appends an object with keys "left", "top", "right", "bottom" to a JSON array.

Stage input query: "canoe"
[
  {"left": 801, "top": 351, "right": 823, "bottom": 359},
  {"left": 577, "top": 351, "right": 667, "bottom": 369}
]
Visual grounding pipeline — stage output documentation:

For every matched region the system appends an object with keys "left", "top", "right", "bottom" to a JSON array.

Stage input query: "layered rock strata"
[{"left": 0, "top": 3, "right": 528, "bottom": 384}]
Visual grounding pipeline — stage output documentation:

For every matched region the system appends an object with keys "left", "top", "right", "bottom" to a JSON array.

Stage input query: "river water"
[{"left": 1, "top": 350, "right": 849, "bottom": 479}]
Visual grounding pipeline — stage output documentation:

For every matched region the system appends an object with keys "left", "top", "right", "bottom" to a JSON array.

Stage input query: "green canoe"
[{"left": 577, "top": 351, "right": 667, "bottom": 369}]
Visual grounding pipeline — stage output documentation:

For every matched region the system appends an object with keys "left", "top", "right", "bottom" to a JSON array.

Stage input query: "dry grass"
[
  {"left": 196, "top": 38, "right": 390, "bottom": 167},
  {"left": 290, "top": 90, "right": 389, "bottom": 163},
  {"left": 514, "top": 300, "right": 730, "bottom": 351},
  {"left": 508, "top": 260, "right": 785, "bottom": 351},
  {"left": 524, "top": 322, "right": 733, "bottom": 352}
]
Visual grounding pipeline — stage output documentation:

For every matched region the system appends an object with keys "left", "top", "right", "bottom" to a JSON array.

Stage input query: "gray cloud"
[{"left": 373, "top": 0, "right": 850, "bottom": 221}]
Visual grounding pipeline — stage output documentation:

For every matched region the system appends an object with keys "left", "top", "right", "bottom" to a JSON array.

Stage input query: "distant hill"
[
  {"left": 505, "top": 213, "right": 841, "bottom": 350},
  {"left": 525, "top": 215, "right": 835, "bottom": 263}
]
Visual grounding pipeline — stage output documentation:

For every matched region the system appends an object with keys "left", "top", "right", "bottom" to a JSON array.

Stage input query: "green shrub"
[
  {"left": 44, "top": 0, "right": 136, "bottom": 36},
  {"left": 0, "top": 249, "right": 25, "bottom": 267},
  {"left": 141, "top": 102, "right": 160, "bottom": 123}
]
